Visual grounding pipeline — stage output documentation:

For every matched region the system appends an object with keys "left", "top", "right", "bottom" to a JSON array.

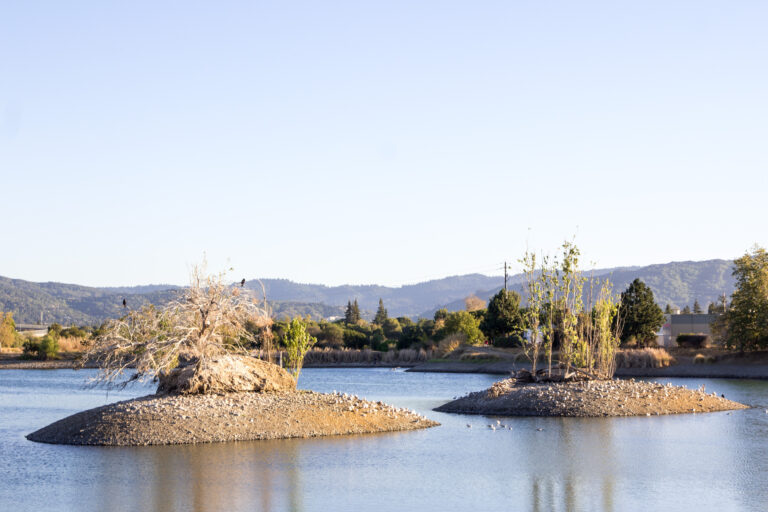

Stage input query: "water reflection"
[
  {"left": 86, "top": 439, "right": 305, "bottom": 512},
  {"left": 522, "top": 418, "right": 616, "bottom": 512}
]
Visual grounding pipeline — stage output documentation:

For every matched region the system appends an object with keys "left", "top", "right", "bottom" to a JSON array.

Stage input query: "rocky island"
[{"left": 27, "top": 355, "right": 437, "bottom": 446}]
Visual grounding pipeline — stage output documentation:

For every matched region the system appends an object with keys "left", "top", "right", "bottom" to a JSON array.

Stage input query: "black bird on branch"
[
  {"left": 122, "top": 298, "right": 127, "bottom": 308},
  {"left": 240, "top": 279, "right": 246, "bottom": 287}
]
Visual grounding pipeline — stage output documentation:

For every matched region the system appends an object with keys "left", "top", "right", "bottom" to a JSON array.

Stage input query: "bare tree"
[{"left": 81, "top": 264, "right": 273, "bottom": 387}]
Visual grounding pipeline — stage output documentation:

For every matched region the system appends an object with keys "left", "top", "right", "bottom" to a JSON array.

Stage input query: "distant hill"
[
  {"left": 0, "top": 259, "right": 736, "bottom": 325},
  {"left": 422, "top": 260, "right": 735, "bottom": 317}
]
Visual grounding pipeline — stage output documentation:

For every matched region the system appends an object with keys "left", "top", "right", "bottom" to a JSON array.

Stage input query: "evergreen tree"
[
  {"left": 352, "top": 299, "right": 361, "bottom": 323},
  {"left": 693, "top": 299, "right": 703, "bottom": 314},
  {"left": 480, "top": 289, "right": 523, "bottom": 341},
  {"left": 682, "top": 305, "right": 691, "bottom": 314},
  {"left": 618, "top": 279, "right": 665, "bottom": 346},
  {"left": 344, "top": 301, "right": 355, "bottom": 324},
  {"left": 721, "top": 246, "right": 768, "bottom": 350},
  {"left": 373, "top": 298, "right": 388, "bottom": 325},
  {"left": 664, "top": 304, "right": 672, "bottom": 314}
]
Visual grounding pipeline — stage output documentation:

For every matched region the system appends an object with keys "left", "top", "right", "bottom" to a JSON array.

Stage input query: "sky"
[{"left": 1, "top": 1, "right": 766, "bottom": 288}]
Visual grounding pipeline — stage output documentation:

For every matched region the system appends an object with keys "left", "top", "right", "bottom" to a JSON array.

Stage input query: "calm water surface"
[{"left": 1, "top": 368, "right": 767, "bottom": 512}]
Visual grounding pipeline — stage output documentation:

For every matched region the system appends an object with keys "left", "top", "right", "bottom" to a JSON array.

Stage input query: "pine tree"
[
  {"left": 352, "top": 299, "right": 361, "bottom": 323},
  {"left": 479, "top": 289, "right": 523, "bottom": 341},
  {"left": 344, "top": 301, "right": 355, "bottom": 324},
  {"left": 618, "top": 279, "right": 665, "bottom": 346},
  {"left": 682, "top": 305, "right": 691, "bottom": 314},
  {"left": 664, "top": 304, "right": 672, "bottom": 314},
  {"left": 373, "top": 298, "right": 388, "bottom": 325},
  {"left": 693, "top": 299, "right": 703, "bottom": 314}
]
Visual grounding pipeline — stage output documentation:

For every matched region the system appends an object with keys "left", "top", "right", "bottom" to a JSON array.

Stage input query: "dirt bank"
[
  {"left": 435, "top": 378, "right": 749, "bottom": 417},
  {"left": 26, "top": 390, "right": 438, "bottom": 446}
]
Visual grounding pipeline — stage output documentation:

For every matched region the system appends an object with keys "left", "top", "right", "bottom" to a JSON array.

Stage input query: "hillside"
[
  {"left": 0, "top": 259, "right": 736, "bottom": 325},
  {"left": 423, "top": 260, "right": 735, "bottom": 317}
]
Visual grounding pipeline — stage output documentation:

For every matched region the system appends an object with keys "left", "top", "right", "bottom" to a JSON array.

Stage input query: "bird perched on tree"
[
  {"left": 122, "top": 298, "right": 127, "bottom": 308},
  {"left": 240, "top": 278, "right": 246, "bottom": 287}
]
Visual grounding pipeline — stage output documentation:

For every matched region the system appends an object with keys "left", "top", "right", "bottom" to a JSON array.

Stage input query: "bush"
[
  {"left": 615, "top": 348, "right": 675, "bottom": 368},
  {"left": 437, "top": 333, "right": 465, "bottom": 357},
  {"left": 22, "top": 335, "right": 59, "bottom": 360},
  {"left": 693, "top": 353, "right": 716, "bottom": 364},
  {"left": 343, "top": 329, "right": 368, "bottom": 349},
  {"left": 492, "top": 333, "right": 525, "bottom": 348},
  {"left": 676, "top": 334, "right": 710, "bottom": 348}
]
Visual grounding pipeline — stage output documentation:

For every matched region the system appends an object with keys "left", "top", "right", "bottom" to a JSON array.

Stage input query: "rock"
[{"left": 156, "top": 355, "right": 296, "bottom": 395}]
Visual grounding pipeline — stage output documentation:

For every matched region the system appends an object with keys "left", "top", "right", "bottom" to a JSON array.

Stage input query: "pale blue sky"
[{"left": 1, "top": 1, "right": 766, "bottom": 287}]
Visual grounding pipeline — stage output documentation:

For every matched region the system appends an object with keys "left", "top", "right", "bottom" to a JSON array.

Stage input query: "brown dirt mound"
[
  {"left": 26, "top": 390, "right": 438, "bottom": 446},
  {"left": 435, "top": 378, "right": 749, "bottom": 417},
  {"left": 156, "top": 355, "right": 296, "bottom": 395}
]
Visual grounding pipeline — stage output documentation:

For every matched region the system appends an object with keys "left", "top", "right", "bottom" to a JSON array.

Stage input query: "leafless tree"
[{"left": 80, "top": 264, "right": 273, "bottom": 387}]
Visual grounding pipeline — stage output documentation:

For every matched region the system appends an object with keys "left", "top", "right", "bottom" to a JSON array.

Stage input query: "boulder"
[{"left": 157, "top": 355, "right": 296, "bottom": 395}]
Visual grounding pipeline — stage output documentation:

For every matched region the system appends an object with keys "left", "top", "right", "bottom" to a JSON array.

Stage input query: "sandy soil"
[
  {"left": 434, "top": 378, "right": 749, "bottom": 417},
  {"left": 26, "top": 390, "right": 438, "bottom": 446}
]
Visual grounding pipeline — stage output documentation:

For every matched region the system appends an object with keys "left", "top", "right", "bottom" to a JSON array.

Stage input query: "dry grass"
[
  {"left": 255, "top": 348, "right": 433, "bottom": 365},
  {"left": 57, "top": 337, "right": 88, "bottom": 352},
  {"left": 437, "top": 334, "right": 466, "bottom": 357},
  {"left": 615, "top": 348, "right": 676, "bottom": 369}
]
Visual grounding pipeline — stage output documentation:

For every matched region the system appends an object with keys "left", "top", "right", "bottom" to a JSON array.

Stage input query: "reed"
[
  {"left": 254, "top": 347, "right": 433, "bottom": 366},
  {"left": 615, "top": 348, "right": 675, "bottom": 368}
]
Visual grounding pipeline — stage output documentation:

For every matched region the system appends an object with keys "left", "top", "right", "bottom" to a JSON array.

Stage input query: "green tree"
[
  {"left": 618, "top": 279, "right": 665, "bottom": 347},
  {"left": 281, "top": 318, "right": 317, "bottom": 379},
  {"left": 344, "top": 299, "right": 361, "bottom": 324},
  {"left": 664, "top": 304, "right": 672, "bottom": 314},
  {"left": 382, "top": 318, "right": 402, "bottom": 339},
  {"left": 693, "top": 299, "right": 703, "bottom": 314},
  {"left": 433, "top": 308, "right": 449, "bottom": 322},
  {"left": 721, "top": 246, "right": 768, "bottom": 350},
  {"left": 682, "top": 305, "right": 691, "bottom": 314},
  {"left": 373, "top": 298, "right": 388, "bottom": 325},
  {"left": 443, "top": 310, "right": 484, "bottom": 345},
  {"left": 320, "top": 322, "right": 344, "bottom": 347},
  {"left": 480, "top": 289, "right": 523, "bottom": 341}
]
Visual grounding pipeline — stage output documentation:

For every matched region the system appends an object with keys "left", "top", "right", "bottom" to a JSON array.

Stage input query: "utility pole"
[{"left": 504, "top": 261, "right": 508, "bottom": 291}]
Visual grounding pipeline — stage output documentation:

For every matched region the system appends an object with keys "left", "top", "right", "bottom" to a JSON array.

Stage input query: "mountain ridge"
[{"left": 0, "top": 259, "right": 735, "bottom": 325}]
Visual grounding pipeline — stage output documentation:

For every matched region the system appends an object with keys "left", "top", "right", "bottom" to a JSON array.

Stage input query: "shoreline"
[{"left": 4, "top": 356, "right": 768, "bottom": 380}]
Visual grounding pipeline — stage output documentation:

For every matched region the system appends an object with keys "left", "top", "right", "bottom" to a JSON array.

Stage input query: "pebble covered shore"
[
  {"left": 27, "top": 390, "right": 438, "bottom": 446},
  {"left": 435, "top": 378, "right": 749, "bottom": 417}
]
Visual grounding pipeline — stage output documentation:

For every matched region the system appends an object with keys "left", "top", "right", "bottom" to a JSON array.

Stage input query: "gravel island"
[
  {"left": 435, "top": 378, "right": 749, "bottom": 417},
  {"left": 27, "top": 390, "right": 438, "bottom": 446}
]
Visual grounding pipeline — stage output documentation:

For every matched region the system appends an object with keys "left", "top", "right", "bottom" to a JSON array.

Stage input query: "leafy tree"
[
  {"left": 0, "top": 312, "right": 19, "bottom": 348},
  {"left": 480, "top": 289, "right": 524, "bottom": 341},
  {"left": 373, "top": 298, "right": 388, "bottom": 325},
  {"left": 693, "top": 299, "right": 703, "bottom": 314},
  {"left": 433, "top": 308, "right": 449, "bottom": 322},
  {"left": 281, "top": 317, "right": 316, "bottom": 379},
  {"left": 443, "top": 310, "right": 484, "bottom": 345},
  {"left": 320, "top": 322, "right": 344, "bottom": 347},
  {"left": 720, "top": 246, "right": 768, "bottom": 350},
  {"left": 382, "top": 318, "right": 402, "bottom": 339},
  {"left": 682, "top": 305, "right": 691, "bottom": 314},
  {"left": 618, "top": 279, "right": 665, "bottom": 347}
]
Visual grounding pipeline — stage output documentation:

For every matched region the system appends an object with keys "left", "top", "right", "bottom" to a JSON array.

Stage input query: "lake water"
[{"left": 1, "top": 369, "right": 767, "bottom": 512}]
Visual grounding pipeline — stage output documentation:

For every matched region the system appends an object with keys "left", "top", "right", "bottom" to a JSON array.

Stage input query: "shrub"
[
  {"left": 693, "top": 353, "right": 716, "bottom": 364},
  {"left": 22, "top": 335, "right": 60, "bottom": 360},
  {"left": 437, "top": 333, "right": 465, "bottom": 357},
  {"left": 281, "top": 318, "right": 316, "bottom": 379},
  {"left": 492, "top": 333, "right": 525, "bottom": 348},
  {"left": 614, "top": 348, "right": 675, "bottom": 368},
  {"left": 676, "top": 334, "right": 710, "bottom": 348}
]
